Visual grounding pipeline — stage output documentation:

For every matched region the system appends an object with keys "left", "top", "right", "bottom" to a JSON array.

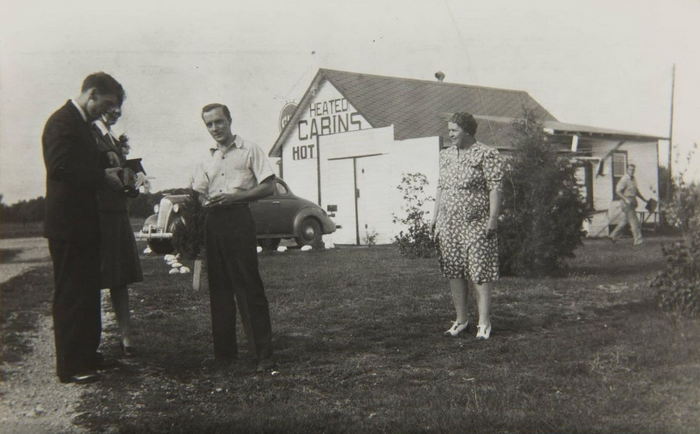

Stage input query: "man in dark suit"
[{"left": 42, "top": 72, "right": 125, "bottom": 383}]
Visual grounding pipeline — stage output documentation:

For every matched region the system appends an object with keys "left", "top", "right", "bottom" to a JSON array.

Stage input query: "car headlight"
[
  {"left": 153, "top": 204, "right": 160, "bottom": 214},
  {"left": 172, "top": 204, "right": 180, "bottom": 213}
]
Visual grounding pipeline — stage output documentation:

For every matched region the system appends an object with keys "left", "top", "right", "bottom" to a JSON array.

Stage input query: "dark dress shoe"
[{"left": 59, "top": 372, "right": 100, "bottom": 384}]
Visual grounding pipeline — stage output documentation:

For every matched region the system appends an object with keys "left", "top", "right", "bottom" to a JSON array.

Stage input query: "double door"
[{"left": 323, "top": 154, "right": 390, "bottom": 245}]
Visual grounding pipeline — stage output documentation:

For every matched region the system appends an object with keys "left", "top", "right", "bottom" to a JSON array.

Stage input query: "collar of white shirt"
[
  {"left": 209, "top": 135, "right": 244, "bottom": 156},
  {"left": 70, "top": 99, "right": 88, "bottom": 123},
  {"left": 94, "top": 119, "right": 110, "bottom": 136}
]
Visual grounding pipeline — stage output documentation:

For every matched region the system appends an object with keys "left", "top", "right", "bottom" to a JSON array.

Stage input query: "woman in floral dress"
[{"left": 432, "top": 112, "right": 504, "bottom": 340}]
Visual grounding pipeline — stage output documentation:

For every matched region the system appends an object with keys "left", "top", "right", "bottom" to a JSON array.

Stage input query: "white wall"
[{"left": 320, "top": 126, "right": 395, "bottom": 244}]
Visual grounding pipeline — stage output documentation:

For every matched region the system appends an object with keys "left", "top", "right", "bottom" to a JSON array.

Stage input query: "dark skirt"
[{"left": 99, "top": 211, "right": 143, "bottom": 288}]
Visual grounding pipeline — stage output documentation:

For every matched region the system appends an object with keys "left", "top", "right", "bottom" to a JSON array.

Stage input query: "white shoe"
[
  {"left": 476, "top": 324, "right": 491, "bottom": 340},
  {"left": 444, "top": 320, "right": 469, "bottom": 337}
]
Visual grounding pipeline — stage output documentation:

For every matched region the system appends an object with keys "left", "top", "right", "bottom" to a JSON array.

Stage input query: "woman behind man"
[
  {"left": 94, "top": 105, "right": 143, "bottom": 356},
  {"left": 433, "top": 112, "right": 504, "bottom": 340}
]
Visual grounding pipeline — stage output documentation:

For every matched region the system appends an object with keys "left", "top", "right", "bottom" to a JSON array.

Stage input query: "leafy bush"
[
  {"left": 392, "top": 173, "right": 436, "bottom": 258},
  {"left": 498, "top": 110, "right": 589, "bottom": 276},
  {"left": 653, "top": 148, "right": 700, "bottom": 317},
  {"left": 660, "top": 146, "right": 700, "bottom": 233},
  {"left": 127, "top": 192, "right": 162, "bottom": 219},
  {"left": 171, "top": 190, "right": 206, "bottom": 260},
  {"left": 652, "top": 227, "right": 700, "bottom": 317}
]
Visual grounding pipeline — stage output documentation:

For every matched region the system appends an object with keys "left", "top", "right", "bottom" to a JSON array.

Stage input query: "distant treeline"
[{"left": 0, "top": 189, "right": 192, "bottom": 223}]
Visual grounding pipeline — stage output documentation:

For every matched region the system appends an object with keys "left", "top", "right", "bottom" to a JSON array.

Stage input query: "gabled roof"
[
  {"left": 269, "top": 69, "right": 557, "bottom": 157},
  {"left": 542, "top": 120, "right": 666, "bottom": 141}
]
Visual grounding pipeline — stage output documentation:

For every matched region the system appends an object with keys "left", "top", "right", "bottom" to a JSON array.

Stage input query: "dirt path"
[{"left": 0, "top": 237, "right": 88, "bottom": 433}]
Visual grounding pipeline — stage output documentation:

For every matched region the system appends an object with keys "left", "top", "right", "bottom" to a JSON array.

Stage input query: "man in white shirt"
[
  {"left": 610, "top": 164, "right": 647, "bottom": 245},
  {"left": 192, "top": 103, "right": 276, "bottom": 372}
]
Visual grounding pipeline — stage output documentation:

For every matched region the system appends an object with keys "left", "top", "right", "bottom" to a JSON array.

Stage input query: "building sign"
[
  {"left": 291, "top": 144, "right": 315, "bottom": 160},
  {"left": 297, "top": 97, "right": 363, "bottom": 140},
  {"left": 279, "top": 102, "right": 298, "bottom": 132}
]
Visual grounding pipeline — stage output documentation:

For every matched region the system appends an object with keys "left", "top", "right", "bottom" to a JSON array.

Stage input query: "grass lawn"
[{"left": 3, "top": 237, "right": 700, "bottom": 432}]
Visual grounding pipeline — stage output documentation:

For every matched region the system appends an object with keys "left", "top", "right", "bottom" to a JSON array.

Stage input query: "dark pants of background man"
[
  {"left": 205, "top": 204, "right": 273, "bottom": 362},
  {"left": 48, "top": 239, "right": 102, "bottom": 380}
]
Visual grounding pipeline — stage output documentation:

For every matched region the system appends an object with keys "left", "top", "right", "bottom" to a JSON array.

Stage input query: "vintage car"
[{"left": 138, "top": 178, "right": 336, "bottom": 253}]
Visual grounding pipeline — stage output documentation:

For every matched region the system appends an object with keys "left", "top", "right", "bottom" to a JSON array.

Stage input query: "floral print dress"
[{"left": 435, "top": 142, "right": 504, "bottom": 283}]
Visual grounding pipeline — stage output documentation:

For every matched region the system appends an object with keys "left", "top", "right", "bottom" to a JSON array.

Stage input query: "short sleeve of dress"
[{"left": 482, "top": 147, "right": 504, "bottom": 192}]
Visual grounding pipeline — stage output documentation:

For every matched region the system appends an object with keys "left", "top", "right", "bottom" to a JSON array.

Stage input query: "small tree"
[
  {"left": 392, "top": 173, "right": 436, "bottom": 258},
  {"left": 498, "top": 109, "right": 589, "bottom": 276}
]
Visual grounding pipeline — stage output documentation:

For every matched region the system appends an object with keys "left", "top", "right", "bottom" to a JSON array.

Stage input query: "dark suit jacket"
[{"left": 42, "top": 101, "right": 105, "bottom": 243}]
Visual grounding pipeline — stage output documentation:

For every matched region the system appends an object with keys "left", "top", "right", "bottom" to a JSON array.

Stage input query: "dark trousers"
[
  {"left": 48, "top": 238, "right": 102, "bottom": 380},
  {"left": 205, "top": 205, "right": 272, "bottom": 361}
]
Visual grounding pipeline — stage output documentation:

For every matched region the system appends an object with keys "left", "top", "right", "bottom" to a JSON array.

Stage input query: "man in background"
[
  {"left": 610, "top": 163, "right": 648, "bottom": 246},
  {"left": 42, "top": 72, "right": 125, "bottom": 383}
]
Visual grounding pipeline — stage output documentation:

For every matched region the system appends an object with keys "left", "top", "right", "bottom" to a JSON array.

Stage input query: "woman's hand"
[{"left": 106, "top": 151, "right": 120, "bottom": 168}]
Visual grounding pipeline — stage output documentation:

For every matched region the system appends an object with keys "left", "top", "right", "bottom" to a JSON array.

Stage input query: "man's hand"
[
  {"left": 104, "top": 167, "right": 124, "bottom": 191},
  {"left": 206, "top": 190, "right": 246, "bottom": 207}
]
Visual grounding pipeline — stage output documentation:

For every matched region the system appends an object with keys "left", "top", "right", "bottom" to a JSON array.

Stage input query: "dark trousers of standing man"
[
  {"left": 205, "top": 204, "right": 273, "bottom": 362},
  {"left": 48, "top": 239, "right": 102, "bottom": 380}
]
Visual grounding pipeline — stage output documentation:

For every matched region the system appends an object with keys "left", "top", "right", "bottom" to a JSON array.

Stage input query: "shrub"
[
  {"left": 651, "top": 226, "right": 700, "bottom": 317},
  {"left": 392, "top": 173, "right": 436, "bottom": 258},
  {"left": 498, "top": 109, "right": 589, "bottom": 276},
  {"left": 171, "top": 190, "right": 206, "bottom": 260},
  {"left": 127, "top": 192, "right": 162, "bottom": 219},
  {"left": 653, "top": 148, "right": 700, "bottom": 317}
]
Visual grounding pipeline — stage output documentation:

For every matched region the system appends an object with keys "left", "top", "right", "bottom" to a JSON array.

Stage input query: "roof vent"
[{"left": 434, "top": 71, "right": 445, "bottom": 82}]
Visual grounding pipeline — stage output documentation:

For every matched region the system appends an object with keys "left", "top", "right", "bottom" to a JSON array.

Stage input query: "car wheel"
[
  {"left": 258, "top": 238, "right": 281, "bottom": 251},
  {"left": 148, "top": 239, "right": 175, "bottom": 254},
  {"left": 295, "top": 218, "right": 322, "bottom": 247}
]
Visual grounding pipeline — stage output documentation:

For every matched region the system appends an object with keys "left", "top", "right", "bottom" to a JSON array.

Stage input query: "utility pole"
[{"left": 667, "top": 64, "right": 676, "bottom": 202}]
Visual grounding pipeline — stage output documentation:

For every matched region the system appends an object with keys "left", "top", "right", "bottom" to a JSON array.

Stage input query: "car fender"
[
  {"left": 293, "top": 207, "right": 331, "bottom": 235},
  {"left": 143, "top": 214, "right": 158, "bottom": 229}
]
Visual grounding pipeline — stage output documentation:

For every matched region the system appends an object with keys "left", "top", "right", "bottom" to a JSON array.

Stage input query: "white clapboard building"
[{"left": 269, "top": 69, "right": 663, "bottom": 245}]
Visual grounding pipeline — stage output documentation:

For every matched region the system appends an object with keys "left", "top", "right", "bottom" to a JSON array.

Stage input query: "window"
[
  {"left": 275, "top": 182, "right": 288, "bottom": 195},
  {"left": 574, "top": 162, "right": 594, "bottom": 210},
  {"left": 611, "top": 151, "right": 627, "bottom": 200}
]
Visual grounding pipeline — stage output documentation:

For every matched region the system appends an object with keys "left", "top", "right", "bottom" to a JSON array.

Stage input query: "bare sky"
[{"left": 1, "top": 0, "right": 698, "bottom": 204}]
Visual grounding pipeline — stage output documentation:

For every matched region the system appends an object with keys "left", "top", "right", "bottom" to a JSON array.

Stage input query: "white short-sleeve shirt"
[{"left": 191, "top": 135, "right": 274, "bottom": 197}]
